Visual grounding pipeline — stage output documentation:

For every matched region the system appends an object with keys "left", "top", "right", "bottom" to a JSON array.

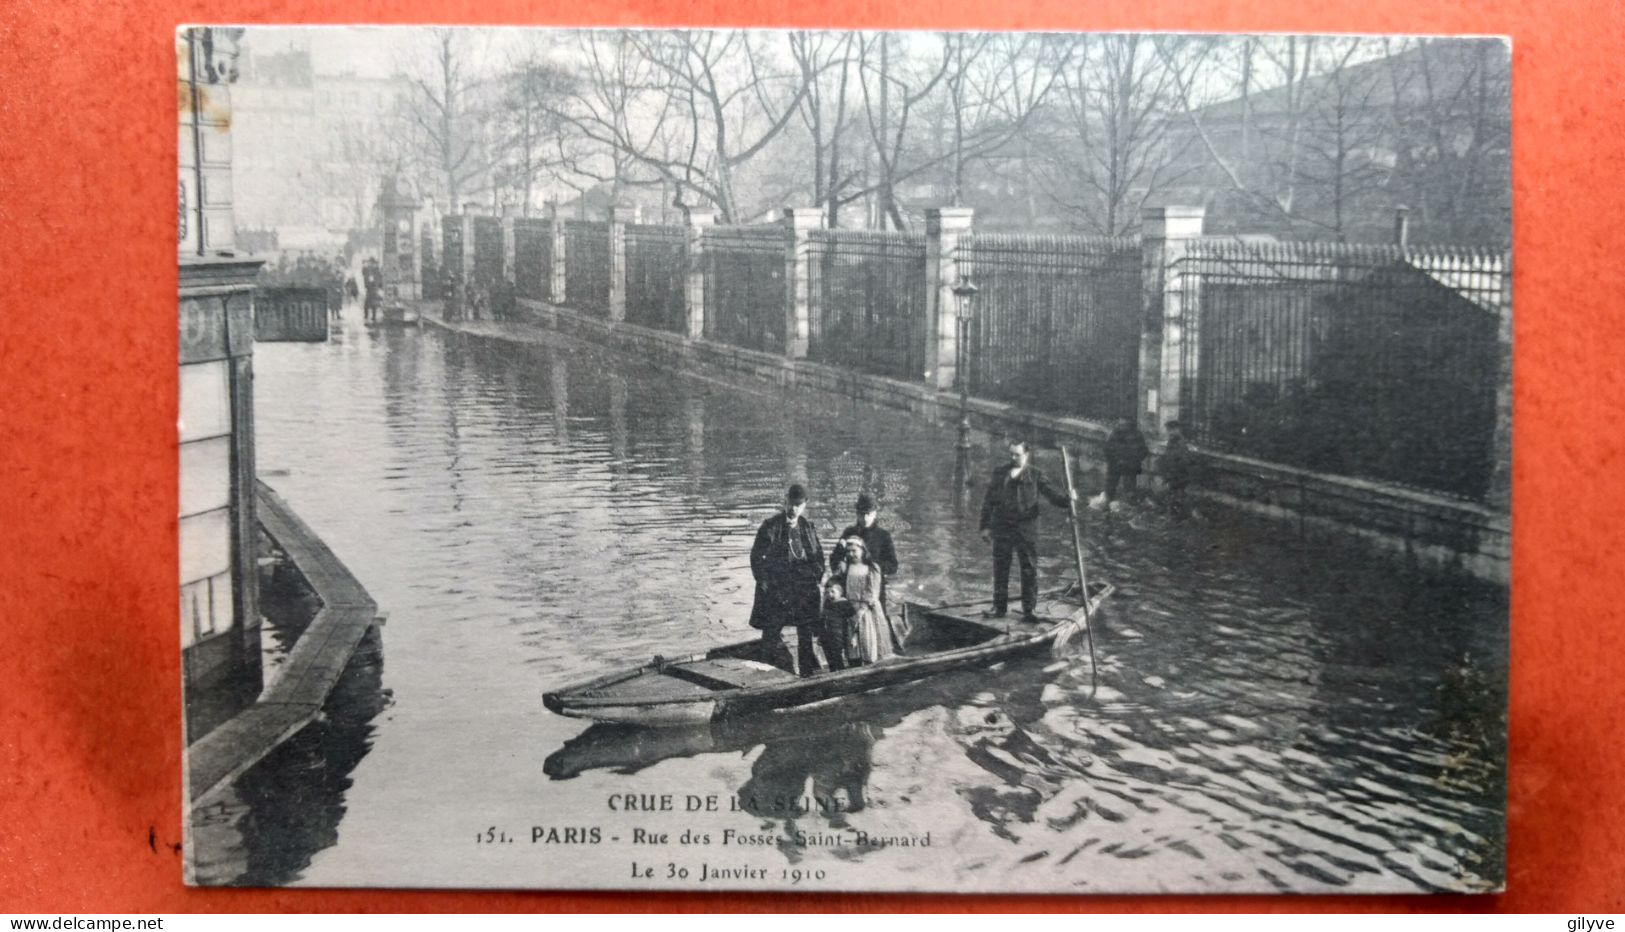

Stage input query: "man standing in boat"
[
  {"left": 750, "top": 484, "right": 841, "bottom": 676},
  {"left": 979, "top": 441, "right": 1076, "bottom": 620}
]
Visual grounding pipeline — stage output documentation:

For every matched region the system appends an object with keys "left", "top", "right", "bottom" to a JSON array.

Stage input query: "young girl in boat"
[{"left": 829, "top": 537, "right": 902, "bottom": 665}]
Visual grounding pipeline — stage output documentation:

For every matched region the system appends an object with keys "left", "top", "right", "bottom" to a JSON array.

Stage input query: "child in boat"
[
  {"left": 822, "top": 578, "right": 857, "bottom": 665},
  {"left": 831, "top": 537, "right": 899, "bottom": 665}
]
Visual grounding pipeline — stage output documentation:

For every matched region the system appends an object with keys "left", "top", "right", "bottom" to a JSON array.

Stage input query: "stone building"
[
  {"left": 231, "top": 42, "right": 410, "bottom": 235},
  {"left": 178, "top": 27, "right": 265, "bottom": 742}
]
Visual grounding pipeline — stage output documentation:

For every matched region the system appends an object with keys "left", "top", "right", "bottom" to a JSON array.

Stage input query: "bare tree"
[
  {"left": 1159, "top": 35, "right": 1413, "bottom": 239},
  {"left": 853, "top": 33, "right": 1066, "bottom": 230},
  {"left": 940, "top": 33, "right": 1070, "bottom": 208},
  {"left": 318, "top": 116, "right": 403, "bottom": 230},
  {"left": 545, "top": 31, "right": 666, "bottom": 206},
  {"left": 543, "top": 30, "right": 816, "bottom": 223},
  {"left": 1037, "top": 34, "right": 1190, "bottom": 235},
  {"left": 855, "top": 32, "right": 950, "bottom": 229},
  {"left": 397, "top": 28, "right": 500, "bottom": 210},
  {"left": 789, "top": 31, "right": 866, "bottom": 227},
  {"left": 1289, "top": 38, "right": 1395, "bottom": 239},
  {"left": 1382, "top": 37, "right": 1510, "bottom": 243},
  {"left": 493, "top": 43, "right": 574, "bottom": 216}
]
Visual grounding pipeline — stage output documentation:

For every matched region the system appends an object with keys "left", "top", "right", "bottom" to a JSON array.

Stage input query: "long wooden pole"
[{"left": 1060, "top": 446, "right": 1099, "bottom": 694}]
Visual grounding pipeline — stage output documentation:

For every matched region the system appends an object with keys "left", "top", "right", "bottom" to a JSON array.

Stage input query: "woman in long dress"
[{"left": 833, "top": 537, "right": 902, "bottom": 665}]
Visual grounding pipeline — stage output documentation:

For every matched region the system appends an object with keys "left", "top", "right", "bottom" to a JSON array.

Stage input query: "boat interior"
[{"left": 551, "top": 582, "right": 1107, "bottom": 704}]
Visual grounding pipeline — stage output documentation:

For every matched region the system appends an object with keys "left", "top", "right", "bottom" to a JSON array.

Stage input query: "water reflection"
[
  {"left": 230, "top": 319, "right": 1505, "bottom": 892},
  {"left": 192, "top": 628, "right": 390, "bottom": 887}
]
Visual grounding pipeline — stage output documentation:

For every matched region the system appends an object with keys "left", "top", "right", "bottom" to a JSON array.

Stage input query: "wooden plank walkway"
[{"left": 186, "top": 481, "right": 379, "bottom": 807}]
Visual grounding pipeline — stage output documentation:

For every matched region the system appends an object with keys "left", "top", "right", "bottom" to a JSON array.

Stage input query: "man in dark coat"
[
  {"left": 979, "top": 441, "right": 1075, "bottom": 620},
  {"left": 362, "top": 258, "right": 382, "bottom": 324},
  {"left": 1104, "top": 416, "right": 1150, "bottom": 503},
  {"left": 830, "top": 492, "right": 900, "bottom": 608},
  {"left": 750, "top": 484, "right": 839, "bottom": 676}
]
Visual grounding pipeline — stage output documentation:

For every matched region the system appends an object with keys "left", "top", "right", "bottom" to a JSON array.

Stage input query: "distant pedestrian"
[
  {"left": 362, "top": 259, "right": 382, "bottom": 324},
  {"left": 978, "top": 441, "right": 1075, "bottom": 620},
  {"left": 1104, "top": 417, "right": 1150, "bottom": 504}
]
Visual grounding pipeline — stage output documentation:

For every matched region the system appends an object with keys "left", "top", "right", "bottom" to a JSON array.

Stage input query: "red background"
[{"left": 0, "top": 0, "right": 1618, "bottom": 913}]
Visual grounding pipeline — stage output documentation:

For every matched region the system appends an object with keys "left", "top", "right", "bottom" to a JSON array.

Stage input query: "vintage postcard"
[{"left": 178, "top": 25, "right": 1510, "bottom": 893}]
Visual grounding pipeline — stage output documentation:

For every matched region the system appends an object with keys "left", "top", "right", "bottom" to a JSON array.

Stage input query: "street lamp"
[{"left": 951, "top": 276, "right": 979, "bottom": 458}]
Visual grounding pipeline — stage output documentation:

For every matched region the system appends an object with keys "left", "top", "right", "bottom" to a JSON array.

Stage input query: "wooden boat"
[{"left": 542, "top": 581, "right": 1111, "bottom": 727}]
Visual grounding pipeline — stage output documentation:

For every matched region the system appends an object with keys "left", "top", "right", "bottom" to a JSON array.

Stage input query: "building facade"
[
  {"left": 232, "top": 43, "right": 410, "bottom": 236},
  {"left": 179, "top": 27, "right": 265, "bottom": 742}
]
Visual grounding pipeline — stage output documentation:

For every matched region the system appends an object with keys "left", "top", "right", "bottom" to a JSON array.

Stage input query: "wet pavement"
[{"left": 191, "top": 310, "right": 1506, "bottom": 893}]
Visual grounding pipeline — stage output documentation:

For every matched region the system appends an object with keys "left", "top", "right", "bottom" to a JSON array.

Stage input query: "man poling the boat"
[{"left": 978, "top": 440, "right": 1078, "bottom": 621}]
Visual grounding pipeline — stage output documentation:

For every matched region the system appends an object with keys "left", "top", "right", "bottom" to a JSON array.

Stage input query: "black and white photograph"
[{"left": 177, "top": 24, "right": 1511, "bottom": 893}]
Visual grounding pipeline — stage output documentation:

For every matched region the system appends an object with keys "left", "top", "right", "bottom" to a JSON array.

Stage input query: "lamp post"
[{"left": 951, "top": 276, "right": 979, "bottom": 460}]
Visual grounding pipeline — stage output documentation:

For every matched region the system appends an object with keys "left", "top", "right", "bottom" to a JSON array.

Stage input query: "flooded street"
[{"left": 198, "top": 315, "right": 1506, "bottom": 893}]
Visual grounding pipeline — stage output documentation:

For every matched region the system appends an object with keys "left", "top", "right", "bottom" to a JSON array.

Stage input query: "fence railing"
[
  {"left": 420, "top": 229, "right": 441, "bottom": 300},
  {"left": 441, "top": 216, "right": 464, "bottom": 284},
  {"left": 513, "top": 218, "right": 552, "bottom": 302},
  {"left": 808, "top": 230, "right": 929, "bottom": 381},
  {"left": 625, "top": 224, "right": 687, "bottom": 335},
  {"left": 472, "top": 217, "right": 504, "bottom": 289},
  {"left": 1172, "top": 240, "right": 1505, "bottom": 501},
  {"left": 957, "top": 234, "right": 1142, "bottom": 423},
  {"left": 565, "top": 221, "right": 612, "bottom": 317},
  {"left": 442, "top": 206, "right": 1509, "bottom": 512},
  {"left": 703, "top": 225, "right": 785, "bottom": 353}
]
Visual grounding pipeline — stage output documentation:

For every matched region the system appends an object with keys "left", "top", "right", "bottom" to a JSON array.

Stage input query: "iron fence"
[
  {"left": 808, "top": 230, "right": 929, "bottom": 381},
  {"left": 441, "top": 216, "right": 464, "bottom": 285},
  {"left": 565, "top": 221, "right": 612, "bottom": 317},
  {"left": 957, "top": 234, "right": 1142, "bottom": 423},
  {"left": 702, "top": 225, "right": 785, "bottom": 353},
  {"left": 1172, "top": 240, "right": 1506, "bottom": 501},
  {"left": 472, "top": 217, "right": 504, "bottom": 288},
  {"left": 625, "top": 224, "right": 687, "bottom": 334},
  {"left": 420, "top": 229, "right": 440, "bottom": 300},
  {"left": 513, "top": 218, "right": 552, "bottom": 302}
]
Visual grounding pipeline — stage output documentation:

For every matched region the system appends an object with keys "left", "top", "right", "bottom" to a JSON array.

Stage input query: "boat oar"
[{"left": 1058, "top": 446, "right": 1099, "bottom": 697}]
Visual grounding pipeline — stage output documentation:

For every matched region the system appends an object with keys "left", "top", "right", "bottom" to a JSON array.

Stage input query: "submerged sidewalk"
[
  {"left": 185, "top": 482, "right": 381, "bottom": 808},
  {"left": 419, "top": 298, "right": 1508, "bottom": 583}
]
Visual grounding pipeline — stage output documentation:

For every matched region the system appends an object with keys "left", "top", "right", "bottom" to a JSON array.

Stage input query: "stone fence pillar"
[
  {"left": 783, "top": 208, "right": 823, "bottom": 359},
  {"left": 501, "top": 216, "right": 517, "bottom": 287},
  {"left": 682, "top": 207, "right": 715, "bottom": 340},
  {"left": 1486, "top": 256, "right": 1513, "bottom": 511},
  {"left": 456, "top": 214, "right": 476, "bottom": 289},
  {"left": 925, "top": 207, "right": 975, "bottom": 390},
  {"left": 608, "top": 205, "right": 640, "bottom": 323},
  {"left": 1138, "top": 206, "right": 1205, "bottom": 441},
  {"left": 547, "top": 204, "right": 567, "bottom": 305}
]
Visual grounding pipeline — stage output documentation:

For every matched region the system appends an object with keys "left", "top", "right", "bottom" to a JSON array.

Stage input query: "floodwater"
[{"left": 190, "top": 311, "right": 1507, "bottom": 893}]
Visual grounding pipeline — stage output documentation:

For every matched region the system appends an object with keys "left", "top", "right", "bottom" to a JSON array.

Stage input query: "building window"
[
  {"left": 180, "top": 359, "right": 231, "bottom": 440},
  {"left": 180, "top": 357, "right": 235, "bottom": 649},
  {"left": 180, "top": 436, "right": 232, "bottom": 517},
  {"left": 181, "top": 571, "right": 235, "bottom": 643},
  {"left": 180, "top": 507, "right": 231, "bottom": 586}
]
